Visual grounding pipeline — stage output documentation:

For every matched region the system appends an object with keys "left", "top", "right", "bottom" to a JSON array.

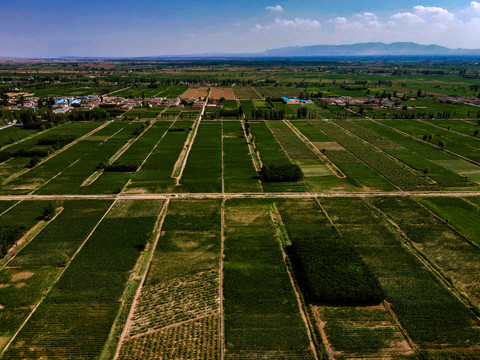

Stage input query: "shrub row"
[{"left": 260, "top": 164, "right": 303, "bottom": 182}]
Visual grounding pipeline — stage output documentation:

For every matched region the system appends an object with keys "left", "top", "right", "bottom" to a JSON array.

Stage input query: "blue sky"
[{"left": 1, "top": 0, "right": 479, "bottom": 57}]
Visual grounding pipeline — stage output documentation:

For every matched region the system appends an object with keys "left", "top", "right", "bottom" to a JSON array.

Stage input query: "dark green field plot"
[
  {"left": 222, "top": 121, "right": 261, "bottom": 193},
  {"left": 321, "top": 197, "right": 480, "bottom": 356},
  {"left": 126, "top": 121, "right": 192, "bottom": 193},
  {"left": 277, "top": 199, "right": 383, "bottom": 305},
  {"left": 224, "top": 199, "right": 315, "bottom": 360},
  {"left": 148, "top": 199, "right": 221, "bottom": 284},
  {"left": 240, "top": 100, "right": 255, "bottom": 120},
  {"left": 180, "top": 121, "right": 222, "bottom": 193},
  {"left": 3, "top": 199, "right": 163, "bottom": 359}
]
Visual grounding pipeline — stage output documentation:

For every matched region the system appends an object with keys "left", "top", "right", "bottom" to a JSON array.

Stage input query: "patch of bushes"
[
  {"left": 101, "top": 162, "right": 139, "bottom": 172},
  {"left": 0, "top": 225, "right": 27, "bottom": 257},
  {"left": 167, "top": 128, "right": 186, "bottom": 132},
  {"left": 23, "top": 121, "right": 55, "bottom": 130},
  {"left": 260, "top": 164, "right": 303, "bottom": 182},
  {"left": 37, "top": 135, "right": 77, "bottom": 149},
  {"left": 14, "top": 149, "right": 51, "bottom": 158},
  {"left": 288, "top": 235, "right": 384, "bottom": 305}
]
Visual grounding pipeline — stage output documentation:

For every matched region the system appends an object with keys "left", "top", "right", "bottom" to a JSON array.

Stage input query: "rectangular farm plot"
[
  {"left": 0, "top": 126, "right": 39, "bottom": 149},
  {"left": 267, "top": 121, "right": 357, "bottom": 192},
  {"left": 223, "top": 121, "right": 262, "bottom": 193},
  {"left": 126, "top": 121, "right": 192, "bottom": 193},
  {"left": 209, "top": 87, "right": 223, "bottom": 100},
  {"left": 180, "top": 121, "right": 222, "bottom": 193},
  {"left": 234, "top": 86, "right": 260, "bottom": 100},
  {"left": 223, "top": 199, "right": 315, "bottom": 360},
  {"left": 118, "top": 199, "right": 221, "bottom": 360},
  {"left": 321, "top": 197, "right": 480, "bottom": 356},
  {"left": 249, "top": 121, "right": 308, "bottom": 192},
  {"left": 3, "top": 199, "right": 164, "bottom": 359}
]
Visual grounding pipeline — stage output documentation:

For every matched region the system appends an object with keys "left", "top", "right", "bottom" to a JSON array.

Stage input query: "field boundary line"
[
  {"left": 383, "top": 300, "right": 423, "bottom": 359},
  {"left": 372, "top": 119, "right": 480, "bottom": 168},
  {"left": 414, "top": 197, "right": 480, "bottom": 252},
  {"left": 241, "top": 119, "right": 264, "bottom": 191},
  {"left": 363, "top": 198, "right": 480, "bottom": 322},
  {"left": 0, "top": 199, "right": 22, "bottom": 218},
  {"left": 30, "top": 158, "right": 80, "bottom": 195},
  {"left": 2, "top": 120, "right": 111, "bottom": 185},
  {"left": 221, "top": 122, "right": 225, "bottom": 194},
  {"left": 251, "top": 86, "right": 262, "bottom": 99},
  {"left": 107, "top": 86, "right": 131, "bottom": 95},
  {"left": 0, "top": 206, "right": 64, "bottom": 272},
  {"left": 220, "top": 199, "right": 226, "bottom": 360},
  {"left": 110, "top": 199, "right": 170, "bottom": 360},
  {"left": 284, "top": 119, "right": 346, "bottom": 178},
  {"left": 0, "top": 198, "right": 117, "bottom": 357},
  {"left": 171, "top": 100, "right": 207, "bottom": 183},
  {"left": 269, "top": 203, "right": 323, "bottom": 360}
]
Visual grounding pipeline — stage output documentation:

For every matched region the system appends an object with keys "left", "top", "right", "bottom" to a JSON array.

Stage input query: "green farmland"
[{"left": 1, "top": 58, "right": 480, "bottom": 360}]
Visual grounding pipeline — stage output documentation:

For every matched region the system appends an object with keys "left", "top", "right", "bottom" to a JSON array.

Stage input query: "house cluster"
[
  {"left": 438, "top": 96, "right": 480, "bottom": 106},
  {"left": 1, "top": 92, "right": 186, "bottom": 115},
  {"left": 323, "top": 96, "right": 410, "bottom": 110}
]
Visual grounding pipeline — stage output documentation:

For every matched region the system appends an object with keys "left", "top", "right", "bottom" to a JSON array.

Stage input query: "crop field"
[
  {"left": 222, "top": 121, "right": 262, "bottom": 193},
  {"left": 180, "top": 122, "right": 222, "bottom": 193},
  {"left": 3, "top": 59, "right": 480, "bottom": 360},
  {"left": 320, "top": 197, "right": 480, "bottom": 357},
  {"left": 223, "top": 199, "right": 315, "bottom": 360},
  {"left": 208, "top": 87, "right": 235, "bottom": 100},
  {"left": 117, "top": 199, "right": 221, "bottom": 359},
  {"left": 234, "top": 86, "right": 260, "bottom": 99},
  {"left": 3, "top": 199, "right": 163, "bottom": 359}
]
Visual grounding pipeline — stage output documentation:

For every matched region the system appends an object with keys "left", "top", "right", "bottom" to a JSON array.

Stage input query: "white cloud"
[
  {"left": 249, "top": 2, "right": 480, "bottom": 51},
  {"left": 255, "top": 17, "right": 321, "bottom": 31},
  {"left": 266, "top": 5, "right": 283, "bottom": 12},
  {"left": 471, "top": 1, "right": 480, "bottom": 13}
]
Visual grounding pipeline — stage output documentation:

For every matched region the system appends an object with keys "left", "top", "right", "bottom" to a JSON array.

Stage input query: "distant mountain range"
[
  {"left": 3, "top": 42, "right": 480, "bottom": 60},
  {"left": 259, "top": 42, "right": 480, "bottom": 57}
]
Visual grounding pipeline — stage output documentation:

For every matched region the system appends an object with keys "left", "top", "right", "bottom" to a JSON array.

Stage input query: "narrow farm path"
[{"left": 111, "top": 199, "right": 170, "bottom": 360}]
